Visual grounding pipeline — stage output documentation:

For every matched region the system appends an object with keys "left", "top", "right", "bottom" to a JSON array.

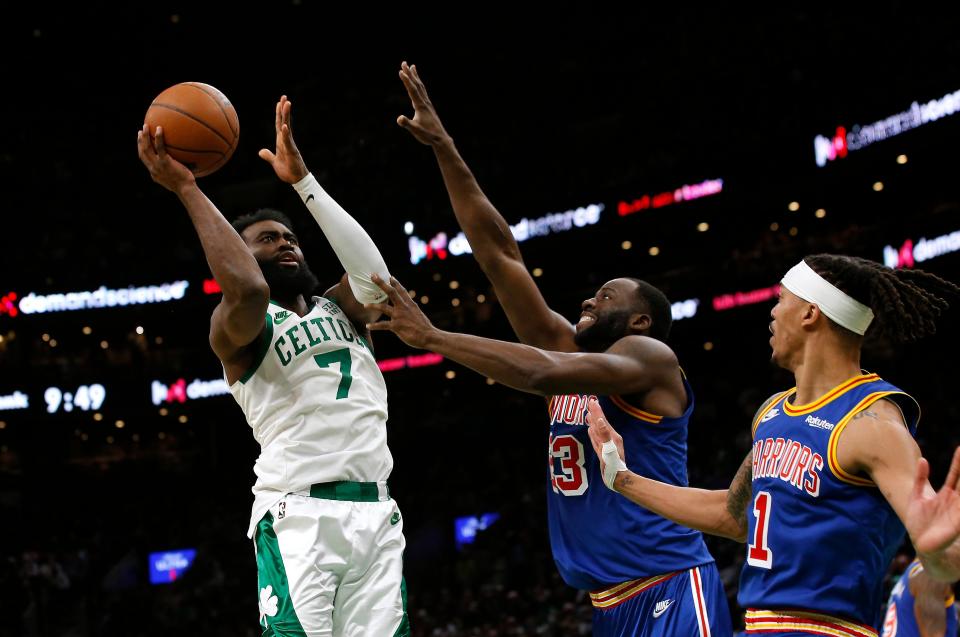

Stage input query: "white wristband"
[{"left": 601, "top": 440, "right": 628, "bottom": 490}]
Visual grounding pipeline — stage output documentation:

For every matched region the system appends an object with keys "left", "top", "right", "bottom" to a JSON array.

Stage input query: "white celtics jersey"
[{"left": 230, "top": 297, "right": 392, "bottom": 537}]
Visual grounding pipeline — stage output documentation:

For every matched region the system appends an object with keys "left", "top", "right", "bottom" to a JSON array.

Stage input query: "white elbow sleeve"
[{"left": 292, "top": 173, "right": 389, "bottom": 304}]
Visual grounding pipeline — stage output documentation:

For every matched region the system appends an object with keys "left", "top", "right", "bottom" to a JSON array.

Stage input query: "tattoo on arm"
[
  {"left": 852, "top": 410, "right": 880, "bottom": 420},
  {"left": 725, "top": 392, "right": 779, "bottom": 539},
  {"left": 726, "top": 452, "right": 753, "bottom": 537}
]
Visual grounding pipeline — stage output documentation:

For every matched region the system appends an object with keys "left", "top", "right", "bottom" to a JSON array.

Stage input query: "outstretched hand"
[
  {"left": 586, "top": 398, "right": 628, "bottom": 490},
  {"left": 364, "top": 274, "right": 438, "bottom": 349},
  {"left": 906, "top": 447, "right": 960, "bottom": 557},
  {"left": 259, "top": 95, "right": 308, "bottom": 184},
  {"left": 137, "top": 124, "right": 196, "bottom": 193},
  {"left": 397, "top": 61, "right": 451, "bottom": 147}
]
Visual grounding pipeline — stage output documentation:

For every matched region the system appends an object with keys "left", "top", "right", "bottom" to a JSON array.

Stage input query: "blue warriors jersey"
[
  {"left": 881, "top": 561, "right": 957, "bottom": 637},
  {"left": 740, "top": 373, "right": 920, "bottom": 636},
  {"left": 546, "top": 376, "right": 714, "bottom": 591}
]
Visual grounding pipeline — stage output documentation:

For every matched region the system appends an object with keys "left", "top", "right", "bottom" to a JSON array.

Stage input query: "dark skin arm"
[
  {"left": 137, "top": 125, "right": 268, "bottom": 370},
  {"left": 583, "top": 394, "right": 781, "bottom": 542},
  {"left": 365, "top": 275, "right": 677, "bottom": 397},
  {"left": 397, "top": 61, "right": 575, "bottom": 352}
]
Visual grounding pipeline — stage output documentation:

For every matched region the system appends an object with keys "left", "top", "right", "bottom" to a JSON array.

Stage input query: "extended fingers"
[
  {"left": 399, "top": 67, "right": 418, "bottom": 102},
  {"left": 400, "top": 61, "right": 427, "bottom": 103},
  {"left": 363, "top": 302, "right": 393, "bottom": 318},
  {"left": 587, "top": 398, "right": 607, "bottom": 427},
  {"left": 586, "top": 423, "right": 603, "bottom": 457},
  {"left": 137, "top": 125, "right": 151, "bottom": 160},
  {"left": 366, "top": 319, "right": 393, "bottom": 332},
  {"left": 371, "top": 274, "right": 412, "bottom": 305},
  {"left": 281, "top": 97, "right": 292, "bottom": 129},
  {"left": 388, "top": 276, "right": 411, "bottom": 299},
  {"left": 913, "top": 456, "right": 931, "bottom": 501},
  {"left": 944, "top": 447, "right": 960, "bottom": 491},
  {"left": 370, "top": 273, "right": 397, "bottom": 300},
  {"left": 587, "top": 398, "right": 612, "bottom": 440},
  {"left": 154, "top": 126, "right": 167, "bottom": 157}
]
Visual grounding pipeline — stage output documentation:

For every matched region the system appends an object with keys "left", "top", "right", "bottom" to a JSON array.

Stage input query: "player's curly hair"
[
  {"left": 231, "top": 208, "right": 296, "bottom": 237},
  {"left": 804, "top": 254, "right": 960, "bottom": 343}
]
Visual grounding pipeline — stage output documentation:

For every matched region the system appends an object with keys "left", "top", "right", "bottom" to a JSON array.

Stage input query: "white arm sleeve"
[{"left": 292, "top": 173, "right": 389, "bottom": 304}]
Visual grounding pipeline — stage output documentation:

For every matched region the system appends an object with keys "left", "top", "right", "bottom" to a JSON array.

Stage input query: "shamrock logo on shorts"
[{"left": 259, "top": 584, "right": 279, "bottom": 626}]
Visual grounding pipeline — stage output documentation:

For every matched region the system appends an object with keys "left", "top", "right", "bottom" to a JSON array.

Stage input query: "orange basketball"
[{"left": 144, "top": 82, "right": 239, "bottom": 177}]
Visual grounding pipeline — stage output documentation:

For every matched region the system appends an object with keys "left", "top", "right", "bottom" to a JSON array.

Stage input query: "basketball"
[{"left": 144, "top": 82, "right": 239, "bottom": 177}]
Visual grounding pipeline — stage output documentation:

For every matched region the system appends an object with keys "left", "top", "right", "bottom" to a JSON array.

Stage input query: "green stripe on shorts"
[
  {"left": 393, "top": 576, "right": 411, "bottom": 637},
  {"left": 255, "top": 512, "right": 306, "bottom": 636}
]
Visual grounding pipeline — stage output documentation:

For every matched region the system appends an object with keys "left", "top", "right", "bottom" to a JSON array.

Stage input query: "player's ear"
[
  {"left": 628, "top": 313, "right": 652, "bottom": 334},
  {"left": 801, "top": 303, "right": 820, "bottom": 328}
]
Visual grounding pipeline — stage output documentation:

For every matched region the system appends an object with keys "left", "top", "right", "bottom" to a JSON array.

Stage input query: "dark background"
[{"left": 1, "top": 5, "right": 959, "bottom": 635}]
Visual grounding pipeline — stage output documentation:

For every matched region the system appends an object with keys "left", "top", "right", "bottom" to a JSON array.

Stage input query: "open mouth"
[{"left": 577, "top": 313, "right": 596, "bottom": 329}]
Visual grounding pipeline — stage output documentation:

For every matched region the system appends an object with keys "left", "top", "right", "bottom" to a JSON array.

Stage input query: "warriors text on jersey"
[
  {"left": 741, "top": 373, "right": 920, "bottom": 635},
  {"left": 547, "top": 376, "right": 714, "bottom": 590},
  {"left": 881, "top": 560, "right": 957, "bottom": 637},
  {"left": 229, "top": 298, "right": 392, "bottom": 537}
]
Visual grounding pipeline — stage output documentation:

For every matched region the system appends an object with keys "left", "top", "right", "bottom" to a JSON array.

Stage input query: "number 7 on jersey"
[{"left": 314, "top": 349, "right": 353, "bottom": 399}]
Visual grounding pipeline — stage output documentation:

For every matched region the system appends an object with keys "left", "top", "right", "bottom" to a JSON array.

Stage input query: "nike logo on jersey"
[
  {"left": 305, "top": 194, "right": 315, "bottom": 203},
  {"left": 273, "top": 310, "right": 292, "bottom": 325},
  {"left": 652, "top": 598, "right": 674, "bottom": 618},
  {"left": 760, "top": 408, "right": 780, "bottom": 422}
]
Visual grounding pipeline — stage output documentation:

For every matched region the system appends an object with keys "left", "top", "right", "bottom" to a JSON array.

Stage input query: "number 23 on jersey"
[{"left": 550, "top": 433, "right": 589, "bottom": 496}]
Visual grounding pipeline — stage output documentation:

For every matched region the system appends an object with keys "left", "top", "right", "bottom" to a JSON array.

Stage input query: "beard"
[
  {"left": 573, "top": 309, "right": 631, "bottom": 352},
  {"left": 258, "top": 257, "right": 321, "bottom": 301}
]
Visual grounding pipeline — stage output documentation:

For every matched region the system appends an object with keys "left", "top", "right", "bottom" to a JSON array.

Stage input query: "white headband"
[{"left": 781, "top": 260, "right": 875, "bottom": 335}]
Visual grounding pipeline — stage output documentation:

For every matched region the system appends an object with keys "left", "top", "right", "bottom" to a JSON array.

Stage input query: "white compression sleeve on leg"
[
  {"left": 601, "top": 441, "right": 628, "bottom": 490},
  {"left": 292, "top": 173, "right": 389, "bottom": 304}
]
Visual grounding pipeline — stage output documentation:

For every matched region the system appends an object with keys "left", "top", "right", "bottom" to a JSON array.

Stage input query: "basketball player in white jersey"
[{"left": 137, "top": 96, "right": 409, "bottom": 636}]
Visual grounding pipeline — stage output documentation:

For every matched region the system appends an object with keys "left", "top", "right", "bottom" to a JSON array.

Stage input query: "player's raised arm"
[
  {"left": 397, "top": 62, "right": 575, "bottom": 352},
  {"left": 137, "top": 124, "right": 268, "bottom": 363},
  {"left": 259, "top": 95, "right": 390, "bottom": 329}
]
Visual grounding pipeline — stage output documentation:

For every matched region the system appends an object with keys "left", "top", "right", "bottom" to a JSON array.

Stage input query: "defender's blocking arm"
[{"left": 398, "top": 62, "right": 574, "bottom": 352}]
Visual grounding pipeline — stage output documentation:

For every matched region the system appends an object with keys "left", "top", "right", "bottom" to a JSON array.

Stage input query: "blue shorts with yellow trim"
[{"left": 591, "top": 562, "right": 732, "bottom": 637}]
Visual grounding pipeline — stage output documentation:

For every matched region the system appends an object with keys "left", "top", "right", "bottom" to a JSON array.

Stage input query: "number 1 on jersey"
[
  {"left": 314, "top": 349, "right": 353, "bottom": 399},
  {"left": 747, "top": 490, "right": 774, "bottom": 569}
]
